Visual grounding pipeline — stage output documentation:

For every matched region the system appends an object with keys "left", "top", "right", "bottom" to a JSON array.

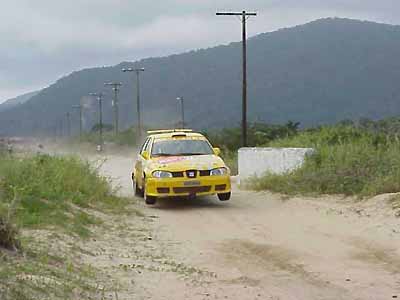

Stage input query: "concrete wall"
[{"left": 238, "top": 147, "right": 314, "bottom": 181}]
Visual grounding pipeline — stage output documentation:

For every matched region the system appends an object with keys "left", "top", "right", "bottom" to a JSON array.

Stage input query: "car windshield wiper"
[
  {"left": 176, "top": 153, "right": 208, "bottom": 156},
  {"left": 152, "top": 153, "right": 177, "bottom": 157}
]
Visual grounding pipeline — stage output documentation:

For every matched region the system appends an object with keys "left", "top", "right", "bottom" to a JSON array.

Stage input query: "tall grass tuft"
[
  {"left": 0, "top": 154, "right": 127, "bottom": 239},
  {"left": 251, "top": 126, "right": 400, "bottom": 197}
]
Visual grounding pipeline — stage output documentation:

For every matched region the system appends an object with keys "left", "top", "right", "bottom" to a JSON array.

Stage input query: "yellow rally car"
[{"left": 132, "top": 129, "right": 231, "bottom": 205}]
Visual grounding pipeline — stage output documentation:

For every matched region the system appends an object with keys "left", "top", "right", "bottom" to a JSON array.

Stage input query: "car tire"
[
  {"left": 143, "top": 179, "right": 157, "bottom": 205},
  {"left": 145, "top": 196, "right": 157, "bottom": 205},
  {"left": 218, "top": 192, "right": 231, "bottom": 201},
  {"left": 133, "top": 176, "right": 143, "bottom": 197}
]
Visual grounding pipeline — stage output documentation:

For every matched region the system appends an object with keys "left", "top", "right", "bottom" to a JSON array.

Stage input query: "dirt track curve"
[{"left": 87, "top": 154, "right": 400, "bottom": 300}]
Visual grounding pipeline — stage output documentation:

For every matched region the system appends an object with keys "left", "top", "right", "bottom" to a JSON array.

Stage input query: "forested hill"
[
  {"left": 2, "top": 17, "right": 400, "bottom": 135},
  {"left": 0, "top": 91, "right": 39, "bottom": 113}
]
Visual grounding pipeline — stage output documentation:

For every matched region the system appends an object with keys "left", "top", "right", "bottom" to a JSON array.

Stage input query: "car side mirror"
[
  {"left": 213, "top": 147, "right": 221, "bottom": 156},
  {"left": 142, "top": 151, "right": 150, "bottom": 160}
]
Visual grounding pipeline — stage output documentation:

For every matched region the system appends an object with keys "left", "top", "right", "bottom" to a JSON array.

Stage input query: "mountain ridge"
[
  {"left": 2, "top": 17, "right": 400, "bottom": 135},
  {"left": 0, "top": 91, "right": 39, "bottom": 113}
]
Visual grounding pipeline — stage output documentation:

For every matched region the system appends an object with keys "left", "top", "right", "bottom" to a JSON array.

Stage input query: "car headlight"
[
  {"left": 210, "top": 167, "right": 228, "bottom": 176},
  {"left": 152, "top": 170, "right": 173, "bottom": 178}
]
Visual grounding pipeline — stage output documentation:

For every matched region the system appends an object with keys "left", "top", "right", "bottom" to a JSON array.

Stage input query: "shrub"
[
  {"left": 0, "top": 155, "right": 126, "bottom": 237},
  {"left": 0, "top": 216, "right": 20, "bottom": 250},
  {"left": 251, "top": 126, "right": 400, "bottom": 197},
  {"left": 205, "top": 121, "right": 300, "bottom": 151}
]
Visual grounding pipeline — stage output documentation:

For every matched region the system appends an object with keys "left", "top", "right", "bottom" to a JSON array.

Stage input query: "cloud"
[{"left": 1, "top": 0, "right": 400, "bottom": 102}]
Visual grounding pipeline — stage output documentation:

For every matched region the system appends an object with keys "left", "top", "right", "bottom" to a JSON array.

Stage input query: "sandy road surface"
[{"left": 87, "top": 154, "right": 400, "bottom": 300}]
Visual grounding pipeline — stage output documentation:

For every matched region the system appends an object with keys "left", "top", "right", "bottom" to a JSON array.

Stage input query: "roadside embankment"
[{"left": 0, "top": 153, "right": 142, "bottom": 300}]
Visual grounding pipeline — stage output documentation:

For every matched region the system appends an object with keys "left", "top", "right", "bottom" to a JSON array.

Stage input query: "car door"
[{"left": 135, "top": 137, "right": 151, "bottom": 188}]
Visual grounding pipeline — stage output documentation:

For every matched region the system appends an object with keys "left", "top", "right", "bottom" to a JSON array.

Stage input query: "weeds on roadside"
[
  {"left": 0, "top": 186, "right": 21, "bottom": 251},
  {"left": 0, "top": 153, "right": 136, "bottom": 300},
  {"left": 0, "top": 241, "right": 99, "bottom": 300},
  {"left": 0, "top": 154, "right": 129, "bottom": 237},
  {"left": 250, "top": 126, "right": 400, "bottom": 197}
]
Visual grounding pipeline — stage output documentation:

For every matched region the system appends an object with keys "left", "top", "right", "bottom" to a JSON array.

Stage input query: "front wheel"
[
  {"left": 143, "top": 179, "right": 157, "bottom": 205},
  {"left": 218, "top": 192, "right": 231, "bottom": 201},
  {"left": 132, "top": 174, "right": 144, "bottom": 197}
]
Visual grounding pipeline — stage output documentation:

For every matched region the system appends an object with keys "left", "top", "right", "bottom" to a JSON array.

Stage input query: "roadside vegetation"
[
  {"left": 0, "top": 153, "right": 136, "bottom": 300},
  {"left": 79, "top": 124, "right": 138, "bottom": 147},
  {"left": 253, "top": 125, "right": 400, "bottom": 196},
  {"left": 207, "top": 117, "right": 400, "bottom": 198}
]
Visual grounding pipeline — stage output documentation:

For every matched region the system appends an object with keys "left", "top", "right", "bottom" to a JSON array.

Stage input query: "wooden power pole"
[
  {"left": 105, "top": 82, "right": 122, "bottom": 135},
  {"left": 216, "top": 11, "right": 257, "bottom": 147}
]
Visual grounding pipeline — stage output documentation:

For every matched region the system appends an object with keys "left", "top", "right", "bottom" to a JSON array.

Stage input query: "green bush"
[
  {"left": 0, "top": 155, "right": 126, "bottom": 238},
  {"left": 0, "top": 154, "right": 136, "bottom": 300},
  {"left": 251, "top": 126, "right": 400, "bottom": 197},
  {"left": 205, "top": 121, "right": 300, "bottom": 151},
  {"left": 0, "top": 216, "right": 20, "bottom": 251}
]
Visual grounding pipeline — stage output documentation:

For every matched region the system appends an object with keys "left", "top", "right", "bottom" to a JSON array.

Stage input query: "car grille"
[
  {"left": 173, "top": 186, "right": 211, "bottom": 194},
  {"left": 199, "top": 170, "right": 211, "bottom": 176},
  {"left": 171, "top": 172, "right": 184, "bottom": 178},
  {"left": 171, "top": 170, "right": 212, "bottom": 178}
]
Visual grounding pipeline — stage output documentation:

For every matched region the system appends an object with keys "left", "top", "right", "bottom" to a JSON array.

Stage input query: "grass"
[
  {"left": 0, "top": 218, "right": 19, "bottom": 251},
  {"left": 0, "top": 153, "right": 137, "bottom": 300},
  {"left": 250, "top": 126, "right": 400, "bottom": 197},
  {"left": 0, "top": 238, "right": 99, "bottom": 300},
  {"left": 0, "top": 154, "right": 129, "bottom": 238}
]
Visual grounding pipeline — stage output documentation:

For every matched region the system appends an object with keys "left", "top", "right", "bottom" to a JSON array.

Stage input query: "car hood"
[{"left": 149, "top": 155, "right": 226, "bottom": 172}]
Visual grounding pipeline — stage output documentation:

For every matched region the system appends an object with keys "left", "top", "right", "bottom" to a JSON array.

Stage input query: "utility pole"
[
  {"left": 104, "top": 82, "right": 122, "bottom": 135},
  {"left": 176, "top": 97, "right": 185, "bottom": 128},
  {"left": 53, "top": 123, "right": 57, "bottom": 141},
  {"left": 72, "top": 104, "right": 83, "bottom": 139},
  {"left": 216, "top": 10, "right": 257, "bottom": 147},
  {"left": 66, "top": 112, "right": 71, "bottom": 137},
  {"left": 122, "top": 67, "right": 145, "bottom": 141},
  {"left": 58, "top": 119, "right": 64, "bottom": 138},
  {"left": 89, "top": 92, "right": 104, "bottom": 151}
]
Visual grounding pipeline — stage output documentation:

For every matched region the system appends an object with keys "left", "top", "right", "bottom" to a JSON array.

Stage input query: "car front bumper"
[{"left": 145, "top": 175, "right": 231, "bottom": 197}]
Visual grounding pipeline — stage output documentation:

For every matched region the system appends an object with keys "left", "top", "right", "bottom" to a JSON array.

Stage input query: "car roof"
[{"left": 147, "top": 129, "right": 205, "bottom": 139}]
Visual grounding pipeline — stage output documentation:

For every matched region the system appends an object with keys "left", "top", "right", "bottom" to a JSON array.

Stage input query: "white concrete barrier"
[{"left": 238, "top": 147, "right": 314, "bottom": 181}]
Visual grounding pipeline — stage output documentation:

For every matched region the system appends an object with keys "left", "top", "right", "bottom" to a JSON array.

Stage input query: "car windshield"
[{"left": 151, "top": 139, "right": 213, "bottom": 156}]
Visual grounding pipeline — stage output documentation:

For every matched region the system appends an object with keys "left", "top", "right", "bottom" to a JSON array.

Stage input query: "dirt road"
[{"left": 88, "top": 154, "right": 400, "bottom": 300}]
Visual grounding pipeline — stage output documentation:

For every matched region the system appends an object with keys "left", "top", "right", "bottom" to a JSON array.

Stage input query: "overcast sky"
[{"left": 1, "top": 0, "right": 400, "bottom": 102}]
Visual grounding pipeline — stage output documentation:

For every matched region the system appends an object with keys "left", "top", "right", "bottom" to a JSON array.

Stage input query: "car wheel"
[
  {"left": 144, "top": 179, "right": 157, "bottom": 205},
  {"left": 218, "top": 192, "right": 231, "bottom": 201},
  {"left": 133, "top": 175, "right": 143, "bottom": 197}
]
